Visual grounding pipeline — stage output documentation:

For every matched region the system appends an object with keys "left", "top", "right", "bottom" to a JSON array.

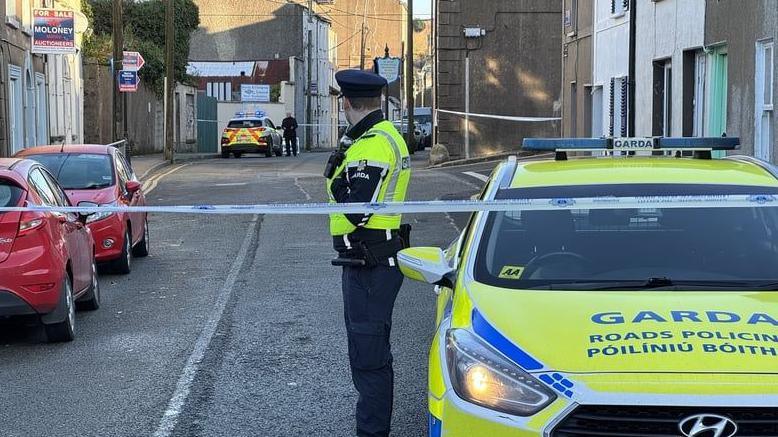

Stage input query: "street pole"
[
  {"left": 359, "top": 0, "right": 368, "bottom": 70},
  {"left": 464, "top": 52, "right": 470, "bottom": 159},
  {"left": 405, "top": 0, "right": 415, "bottom": 150},
  {"left": 306, "top": 28, "right": 313, "bottom": 151},
  {"left": 112, "top": 0, "right": 123, "bottom": 142},
  {"left": 164, "top": 0, "right": 175, "bottom": 162},
  {"left": 307, "top": 0, "right": 314, "bottom": 151}
]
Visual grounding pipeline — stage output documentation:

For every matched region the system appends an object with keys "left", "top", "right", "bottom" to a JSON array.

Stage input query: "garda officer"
[{"left": 325, "top": 70, "right": 411, "bottom": 437}]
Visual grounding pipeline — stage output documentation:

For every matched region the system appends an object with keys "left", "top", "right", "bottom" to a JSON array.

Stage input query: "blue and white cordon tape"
[{"left": 0, "top": 195, "right": 776, "bottom": 215}]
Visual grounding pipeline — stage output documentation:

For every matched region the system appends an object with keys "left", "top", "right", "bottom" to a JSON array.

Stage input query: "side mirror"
[
  {"left": 397, "top": 247, "right": 456, "bottom": 288},
  {"left": 77, "top": 201, "right": 97, "bottom": 224},
  {"left": 125, "top": 180, "right": 141, "bottom": 194}
]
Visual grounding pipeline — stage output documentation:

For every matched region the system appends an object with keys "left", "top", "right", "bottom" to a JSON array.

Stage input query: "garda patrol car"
[
  {"left": 221, "top": 111, "right": 283, "bottom": 158},
  {"left": 398, "top": 137, "right": 778, "bottom": 437}
]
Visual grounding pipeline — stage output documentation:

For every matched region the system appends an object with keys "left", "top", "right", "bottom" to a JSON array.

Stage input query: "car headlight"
[
  {"left": 86, "top": 201, "right": 118, "bottom": 224},
  {"left": 446, "top": 329, "right": 556, "bottom": 416}
]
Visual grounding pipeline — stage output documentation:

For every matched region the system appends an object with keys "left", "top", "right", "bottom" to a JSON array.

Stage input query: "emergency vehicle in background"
[
  {"left": 221, "top": 111, "right": 283, "bottom": 159},
  {"left": 399, "top": 137, "right": 778, "bottom": 436}
]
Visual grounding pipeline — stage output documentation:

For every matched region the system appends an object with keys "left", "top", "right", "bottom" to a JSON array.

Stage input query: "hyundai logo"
[{"left": 679, "top": 414, "right": 738, "bottom": 437}]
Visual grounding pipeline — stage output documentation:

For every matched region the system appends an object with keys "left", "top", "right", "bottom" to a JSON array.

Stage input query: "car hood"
[
  {"left": 65, "top": 187, "right": 116, "bottom": 205},
  {"left": 466, "top": 282, "right": 778, "bottom": 374}
]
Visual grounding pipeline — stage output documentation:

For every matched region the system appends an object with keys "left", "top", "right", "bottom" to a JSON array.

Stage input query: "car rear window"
[
  {"left": 0, "top": 180, "right": 23, "bottom": 208},
  {"left": 228, "top": 120, "right": 263, "bottom": 128},
  {"left": 26, "top": 154, "right": 115, "bottom": 190}
]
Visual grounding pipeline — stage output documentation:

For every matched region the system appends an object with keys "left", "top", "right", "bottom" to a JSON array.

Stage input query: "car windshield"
[
  {"left": 228, "top": 120, "right": 263, "bottom": 128},
  {"left": 27, "top": 154, "right": 114, "bottom": 190},
  {"left": 0, "top": 180, "right": 22, "bottom": 208},
  {"left": 475, "top": 189, "right": 778, "bottom": 290}
]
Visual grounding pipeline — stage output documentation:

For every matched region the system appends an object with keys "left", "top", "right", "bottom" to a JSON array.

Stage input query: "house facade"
[
  {"left": 562, "top": 0, "right": 594, "bottom": 137},
  {"left": 0, "top": 0, "right": 85, "bottom": 157},
  {"left": 635, "top": 0, "right": 707, "bottom": 138},
  {"left": 705, "top": 0, "right": 776, "bottom": 161},
  {"left": 435, "top": 0, "right": 562, "bottom": 158}
]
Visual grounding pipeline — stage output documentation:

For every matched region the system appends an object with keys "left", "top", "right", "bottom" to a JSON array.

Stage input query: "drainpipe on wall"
[{"left": 627, "top": 0, "right": 637, "bottom": 136}]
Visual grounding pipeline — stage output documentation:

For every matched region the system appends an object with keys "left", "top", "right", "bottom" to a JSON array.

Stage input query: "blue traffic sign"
[{"left": 118, "top": 70, "right": 139, "bottom": 92}]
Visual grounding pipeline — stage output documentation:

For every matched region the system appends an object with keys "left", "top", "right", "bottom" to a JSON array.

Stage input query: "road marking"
[
  {"left": 214, "top": 182, "right": 249, "bottom": 187},
  {"left": 142, "top": 164, "right": 190, "bottom": 195},
  {"left": 463, "top": 171, "right": 490, "bottom": 183},
  {"left": 153, "top": 215, "right": 259, "bottom": 437}
]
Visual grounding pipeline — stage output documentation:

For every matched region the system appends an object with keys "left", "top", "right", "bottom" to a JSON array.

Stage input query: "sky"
[{"left": 414, "top": 0, "right": 431, "bottom": 18}]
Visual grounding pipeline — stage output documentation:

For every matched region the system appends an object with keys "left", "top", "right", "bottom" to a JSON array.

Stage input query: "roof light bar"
[{"left": 522, "top": 137, "right": 741, "bottom": 152}]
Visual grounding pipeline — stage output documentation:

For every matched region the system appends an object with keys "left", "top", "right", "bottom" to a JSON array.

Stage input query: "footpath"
[{"left": 130, "top": 153, "right": 220, "bottom": 180}]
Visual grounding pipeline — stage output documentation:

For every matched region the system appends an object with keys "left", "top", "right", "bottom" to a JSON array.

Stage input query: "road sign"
[
  {"left": 374, "top": 57, "right": 402, "bottom": 83},
  {"left": 119, "top": 70, "right": 139, "bottom": 92},
  {"left": 122, "top": 51, "right": 145, "bottom": 71},
  {"left": 241, "top": 84, "right": 270, "bottom": 102}
]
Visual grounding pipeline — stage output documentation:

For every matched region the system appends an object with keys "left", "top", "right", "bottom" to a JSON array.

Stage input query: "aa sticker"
[{"left": 498, "top": 266, "right": 525, "bottom": 280}]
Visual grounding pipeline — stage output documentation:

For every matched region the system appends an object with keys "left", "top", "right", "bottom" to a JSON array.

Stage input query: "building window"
[
  {"left": 756, "top": 39, "right": 774, "bottom": 162},
  {"left": 35, "top": 73, "right": 47, "bottom": 145},
  {"left": 652, "top": 59, "right": 672, "bottom": 136},
  {"left": 565, "top": 0, "right": 578, "bottom": 36},
  {"left": 611, "top": 0, "right": 629, "bottom": 17},
  {"left": 609, "top": 77, "right": 629, "bottom": 137},
  {"left": 8, "top": 66, "right": 23, "bottom": 154}
]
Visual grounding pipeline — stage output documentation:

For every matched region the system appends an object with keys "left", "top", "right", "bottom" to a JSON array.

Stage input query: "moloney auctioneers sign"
[{"left": 32, "top": 9, "right": 76, "bottom": 54}]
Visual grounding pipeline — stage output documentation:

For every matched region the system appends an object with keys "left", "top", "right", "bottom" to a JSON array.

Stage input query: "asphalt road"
[{"left": 0, "top": 150, "right": 498, "bottom": 437}]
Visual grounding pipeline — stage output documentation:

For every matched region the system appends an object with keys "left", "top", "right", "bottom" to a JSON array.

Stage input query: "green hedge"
[{"left": 84, "top": 0, "right": 200, "bottom": 96}]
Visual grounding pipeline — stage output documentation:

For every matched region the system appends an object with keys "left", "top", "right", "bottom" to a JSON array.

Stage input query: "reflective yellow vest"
[{"left": 326, "top": 121, "right": 411, "bottom": 236}]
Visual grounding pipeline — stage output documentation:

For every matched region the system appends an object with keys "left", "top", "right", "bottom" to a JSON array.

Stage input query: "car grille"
[{"left": 551, "top": 405, "right": 778, "bottom": 436}]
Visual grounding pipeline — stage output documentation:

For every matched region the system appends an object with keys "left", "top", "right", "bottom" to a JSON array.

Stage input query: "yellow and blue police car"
[
  {"left": 399, "top": 137, "right": 778, "bottom": 437},
  {"left": 221, "top": 111, "right": 283, "bottom": 159}
]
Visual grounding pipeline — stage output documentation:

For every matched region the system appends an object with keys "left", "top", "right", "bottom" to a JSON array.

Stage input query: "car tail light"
[{"left": 18, "top": 211, "right": 45, "bottom": 235}]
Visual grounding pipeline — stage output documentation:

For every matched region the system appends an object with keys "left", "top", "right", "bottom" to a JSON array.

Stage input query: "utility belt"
[{"left": 332, "top": 224, "right": 412, "bottom": 268}]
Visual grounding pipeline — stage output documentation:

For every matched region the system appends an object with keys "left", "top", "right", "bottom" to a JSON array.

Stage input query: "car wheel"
[
  {"left": 111, "top": 229, "right": 132, "bottom": 275},
  {"left": 221, "top": 151, "right": 230, "bottom": 159},
  {"left": 132, "top": 218, "right": 150, "bottom": 258},
  {"left": 274, "top": 148, "right": 283, "bottom": 157},
  {"left": 265, "top": 146, "right": 273, "bottom": 158},
  {"left": 233, "top": 152, "right": 243, "bottom": 159},
  {"left": 77, "top": 258, "right": 101, "bottom": 311},
  {"left": 45, "top": 276, "right": 75, "bottom": 343}
]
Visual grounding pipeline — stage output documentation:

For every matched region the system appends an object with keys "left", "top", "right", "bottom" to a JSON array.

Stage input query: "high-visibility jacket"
[{"left": 326, "top": 120, "right": 411, "bottom": 237}]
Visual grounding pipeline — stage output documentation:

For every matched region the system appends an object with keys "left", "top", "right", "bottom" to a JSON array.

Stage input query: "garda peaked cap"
[{"left": 336, "top": 69, "right": 387, "bottom": 98}]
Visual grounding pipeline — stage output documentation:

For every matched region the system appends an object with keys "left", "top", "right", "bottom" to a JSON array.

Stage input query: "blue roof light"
[{"left": 523, "top": 138, "right": 609, "bottom": 151}]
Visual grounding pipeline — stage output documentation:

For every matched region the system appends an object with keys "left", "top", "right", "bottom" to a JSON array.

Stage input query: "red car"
[
  {"left": 0, "top": 158, "right": 99, "bottom": 342},
  {"left": 17, "top": 145, "right": 149, "bottom": 274}
]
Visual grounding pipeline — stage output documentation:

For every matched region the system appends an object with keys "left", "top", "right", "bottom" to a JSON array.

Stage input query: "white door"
[
  {"left": 693, "top": 52, "right": 706, "bottom": 137},
  {"left": 591, "top": 86, "right": 603, "bottom": 138}
]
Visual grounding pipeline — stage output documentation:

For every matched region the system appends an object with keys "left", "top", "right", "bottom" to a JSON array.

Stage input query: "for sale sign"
[{"left": 32, "top": 9, "right": 76, "bottom": 54}]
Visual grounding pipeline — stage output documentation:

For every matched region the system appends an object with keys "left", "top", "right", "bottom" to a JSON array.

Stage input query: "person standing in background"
[{"left": 282, "top": 113, "right": 299, "bottom": 157}]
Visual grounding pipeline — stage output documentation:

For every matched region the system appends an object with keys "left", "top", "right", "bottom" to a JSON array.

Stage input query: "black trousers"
[
  {"left": 284, "top": 136, "right": 298, "bottom": 156},
  {"left": 342, "top": 264, "right": 404, "bottom": 437}
]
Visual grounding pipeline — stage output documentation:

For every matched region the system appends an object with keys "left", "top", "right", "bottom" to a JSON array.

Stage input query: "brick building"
[{"left": 435, "top": 0, "right": 562, "bottom": 158}]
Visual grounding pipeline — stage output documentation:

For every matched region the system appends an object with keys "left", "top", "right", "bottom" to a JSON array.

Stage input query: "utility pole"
[
  {"left": 306, "top": 0, "right": 313, "bottom": 151},
  {"left": 164, "top": 0, "right": 175, "bottom": 162},
  {"left": 112, "top": 0, "right": 123, "bottom": 142},
  {"left": 405, "top": 0, "right": 415, "bottom": 150},
  {"left": 359, "top": 1, "right": 368, "bottom": 70}
]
